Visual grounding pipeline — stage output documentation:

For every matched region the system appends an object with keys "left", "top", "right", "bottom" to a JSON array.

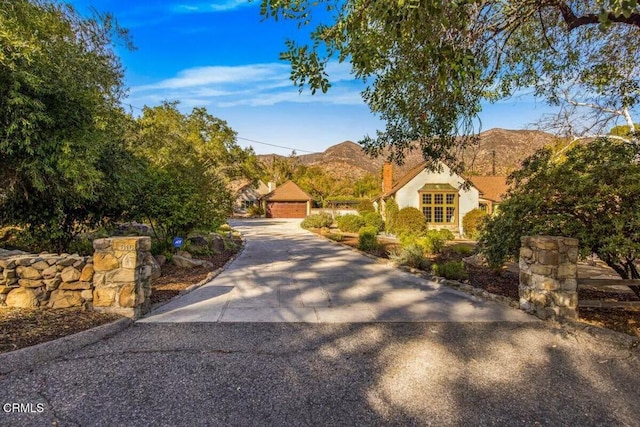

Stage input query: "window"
[{"left": 419, "top": 186, "right": 458, "bottom": 225}]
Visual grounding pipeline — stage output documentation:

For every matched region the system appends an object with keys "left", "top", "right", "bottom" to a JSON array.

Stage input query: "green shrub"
[
  {"left": 67, "top": 237, "right": 94, "bottom": 256},
  {"left": 358, "top": 226, "right": 379, "bottom": 251},
  {"left": 451, "top": 244, "right": 474, "bottom": 256},
  {"left": 247, "top": 204, "right": 265, "bottom": 217},
  {"left": 432, "top": 261, "right": 468, "bottom": 280},
  {"left": 301, "top": 212, "right": 334, "bottom": 229},
  {"left": 462, "top": 209, "right": 488, "bottom": 240},
  {"left": 399, "top": 229, "right": 446, "bottom": 255},
  {"left": 327, "top": 232, "right": 343, "bottom": 242},
  {"left": 218, "top": 223, "right": 232, "bottom": 232},
  {"left": 393, "top": 207, "right": 428, "bottom": 236},
  {"left": 437, "top": 228, "right": 455, "bottom": 241},
  {"left": 388, "top": 244, "right": 429, "bottom": 269},
  {"left": 384, "top": 198, "right": 399, "bottom": 232},
  {"left": 422, "top": 230, "right": 447, "bottom": 255},
  {"left": 336, "top": 214, "right": 366, "bottom": 233},
  {"left": 356, "top": 199, "right": 375, "bottom": 214},
  {"left": 362, "top": 211, "right": 385, "bottom": 232}
]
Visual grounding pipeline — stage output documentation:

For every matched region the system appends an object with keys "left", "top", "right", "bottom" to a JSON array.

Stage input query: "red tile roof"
[
  {"left": 468, "top": 176, "right": 509, "bottom": 202},
  {"left": 261, "top": 181, "right": 312, "bottom": 202}
]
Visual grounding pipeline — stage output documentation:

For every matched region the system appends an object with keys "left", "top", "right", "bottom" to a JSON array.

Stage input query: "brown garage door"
[{"left": 267, "top": 202, "right": 307, "bottom": 218}]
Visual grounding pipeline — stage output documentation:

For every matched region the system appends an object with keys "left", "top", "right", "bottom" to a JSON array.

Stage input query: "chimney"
[
  {"left": 268, "top": 181, "right": 276, "bottom": 192},
  {"left": 382, "top": 162, "right": 393, "bottom": 194}
]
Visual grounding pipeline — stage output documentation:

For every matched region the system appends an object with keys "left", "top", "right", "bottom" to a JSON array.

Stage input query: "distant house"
[
  {"left": 260, "top": 181, "right": 312, "bottom": 218},
  {"left": 377, "top": 162, "right": 507, "bottom": 235},
  {"left": 232, "top": 180, "right": 271, "bottom": 214}
]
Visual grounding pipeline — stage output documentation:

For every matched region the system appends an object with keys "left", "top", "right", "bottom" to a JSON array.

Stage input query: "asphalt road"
[{"left": 1, "top": 322, "right": 639, "bottom": 426}]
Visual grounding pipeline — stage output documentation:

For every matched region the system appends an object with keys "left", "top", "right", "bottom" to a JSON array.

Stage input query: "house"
[
  {"left": 232, "top": 180, "right": 272, "bottom": 214},
  {"left": 260, "top": 181, "right": 312, "bottom": 218},
  {"left": 378, "top": 162, "right": 507, "bottom": 235},
  {"left": 467, "top": 176, "right": 509, "bottom": 214}
]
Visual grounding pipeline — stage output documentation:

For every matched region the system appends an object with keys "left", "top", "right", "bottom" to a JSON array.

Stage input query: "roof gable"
[
  {"left": 262, "top": 181, "right": 312, "bottom": 201},
  {"left": 383, "top": 162, "right": 465, "bottom": 197}
]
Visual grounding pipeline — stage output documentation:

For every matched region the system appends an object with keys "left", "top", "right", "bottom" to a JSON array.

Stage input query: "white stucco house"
[{"left": 377, "top": 162, "right": 498, "bottom": 235}]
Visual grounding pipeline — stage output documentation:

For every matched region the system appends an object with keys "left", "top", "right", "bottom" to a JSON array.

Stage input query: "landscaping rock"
[
  {"left": 176, "top": 250, "right": 192, "bottom": 259},
  {"left": 209, "top": 234, "right": 225, "bottom": 253},
  {"left": 154, "top": 255, "right": 167, "bottom": 266},
  {"left": 93, "top": 253, "right": 119, "bottom": 271},
  {"left": 42, "top": 266, "right": 58, "bottom": 279},
  {"left": 172, "top": 255, "right": 213, "bottom": 269},
  {"left": 59, "top": 281, "right": 92, "bottom": 290},
  {"left": 6, "top": 288, "right": 39, "bottom": 308}
]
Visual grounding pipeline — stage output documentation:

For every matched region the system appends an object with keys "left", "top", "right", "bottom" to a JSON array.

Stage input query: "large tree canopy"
[
  {"left": 260, "top": 0, "right": 640, "bottom": 170},
  {"left": 0, "top": 0, "right": 135, "bottom": 250}
]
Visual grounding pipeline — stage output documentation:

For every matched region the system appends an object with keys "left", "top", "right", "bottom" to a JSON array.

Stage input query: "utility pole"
[{"left": 492, "top": 150, "right": 496, "bottom": 175}]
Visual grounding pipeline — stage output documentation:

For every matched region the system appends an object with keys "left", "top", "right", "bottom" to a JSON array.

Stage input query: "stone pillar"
[
  {"left": 92, "top": 237, "right": 153, "bottom": 319},
  {"left": 519, "top": 236, "right": 579, "bottom": 320}
]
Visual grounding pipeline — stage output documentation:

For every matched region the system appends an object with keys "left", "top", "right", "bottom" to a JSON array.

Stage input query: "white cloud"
[
  {"left": 173, "top": 1, "right": 254, "bottom": 13},
  {"left": 129, "top": 62, "right": 365, "bottom": 109}
]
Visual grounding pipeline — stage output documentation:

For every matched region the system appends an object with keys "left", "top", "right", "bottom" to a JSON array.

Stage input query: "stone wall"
[
  {"left": 0, "top": 252, "right": 94, "bottom": 309},
  {"left": 0, "top": 237, "right": 157, "bottom": 319},
  {"left": 519, "top": 236, "right": 579, "bottom": 320}
]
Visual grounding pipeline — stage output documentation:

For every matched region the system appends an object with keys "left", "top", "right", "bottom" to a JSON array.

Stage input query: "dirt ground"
[{"left": 0, "top": 248, "right": 239, "bottom": 354}]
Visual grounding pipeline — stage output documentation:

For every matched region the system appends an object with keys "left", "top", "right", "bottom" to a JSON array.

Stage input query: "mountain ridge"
[{"left": 258, "top": 128, "right": 559, "bottom": 181}]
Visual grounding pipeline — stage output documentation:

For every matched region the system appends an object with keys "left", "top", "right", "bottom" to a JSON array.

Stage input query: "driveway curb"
[{"left": 0, "top": 317, "right": 132, "bottom": 375}]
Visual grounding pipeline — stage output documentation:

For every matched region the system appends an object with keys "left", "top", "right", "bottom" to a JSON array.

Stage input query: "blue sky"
[{"left": 68, "top": 0, "right": 555, "bottom": 155}]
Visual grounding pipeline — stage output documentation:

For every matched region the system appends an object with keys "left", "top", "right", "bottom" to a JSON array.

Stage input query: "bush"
[
  {"left": 326, "top": 232, "right": 343, "bottom": 242},
  {"left": 393, "top": 207, "right": 428, "bottom": 236},
  {"left": 432, "top": 261, "right": 468, "bottom": 281},
  {"left": 362, "top": 211, "right": 385, "bottom": 232},
  {"left": 450, "top": 244, "right": 474, "bottom": 256},
  {"left": 301, "top": 212, "right": 334, "bottom": 229},
  {"left": 356, "top": 199, "right": 375, "bottom": 214},
  {"left": 336, "top": 214, "right": 366, "bottom": 233},
  {"left": 384, "top": 198, "right": 399, "bottom": 232},
  {"left": 399, "top": 229, "right": 447, "bottom": 255},
  {"left": 437, "top": 228, "right": 455, "bottom": 241},
  {"left": 389, "top": 244, "right": 429, "bottom": 269},
  {"left": 462, "top": 209, "right": 488, "bottom": 240},
  {"left": 358, "top": 226, "right": 379, "bottom": 251},
  {"left": 247, "top": 204, "right": 265, "bottom": 217}
]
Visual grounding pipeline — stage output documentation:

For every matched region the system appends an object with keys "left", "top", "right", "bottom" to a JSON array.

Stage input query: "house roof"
[
  {"left": 230, "top": 180, "right": 270, "bottom": 197},
  {"left": 467, "top": 176, "right": 509, "bottom": 202},
  {"left": 418, "top": 183, "right": 458, "bottom": 192},
  {"left": 379, "top": 161, "right": 509, "bottom": 202},
  {"left": 381, "top": 162, "right": 431, "bottom": 198},
  {"left": 261, "top": 180, "right": 312, "bottom": 202}
]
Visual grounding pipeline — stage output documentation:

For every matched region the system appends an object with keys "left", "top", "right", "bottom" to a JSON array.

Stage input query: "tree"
[
  {"left": 0, "top": 0, "right": 135, "bottom": 251},
  {"left": 478, "top": 137, "right": 640, "bottom": 280},
  {"left": 260, "top": 1, "right": 640, "bottom": 169},
  {"left": 129, "top": 103, "right": 258, "bottom": 246}
]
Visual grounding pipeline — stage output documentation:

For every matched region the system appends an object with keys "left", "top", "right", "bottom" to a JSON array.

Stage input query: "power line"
[{"left": 236, "top": 137, "right": 316, "bottom": 154}]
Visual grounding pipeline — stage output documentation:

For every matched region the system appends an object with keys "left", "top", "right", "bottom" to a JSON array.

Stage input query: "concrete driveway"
[{"left": 140, "top": 219, "right": 534, "bottom": 323}]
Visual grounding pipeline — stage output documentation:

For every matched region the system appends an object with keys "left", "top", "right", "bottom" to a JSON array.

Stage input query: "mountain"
[{"left": 258, "top": 129, "right": 559, "bottom": 181}]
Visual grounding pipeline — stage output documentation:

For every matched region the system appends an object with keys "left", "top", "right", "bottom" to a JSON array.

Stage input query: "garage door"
[{"left": 267, "top": 202, "right": 307, "bottom": 218}]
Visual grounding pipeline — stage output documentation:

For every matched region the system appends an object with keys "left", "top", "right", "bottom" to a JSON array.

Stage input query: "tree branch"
[{"left": 556, "top": 2, "right": 640, "bottom": 30}]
